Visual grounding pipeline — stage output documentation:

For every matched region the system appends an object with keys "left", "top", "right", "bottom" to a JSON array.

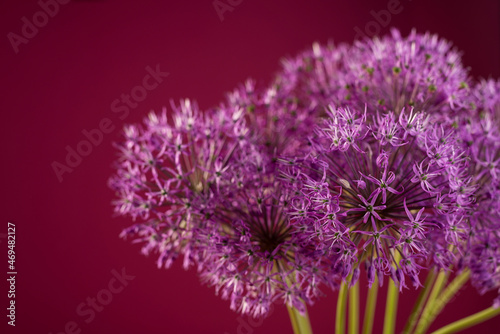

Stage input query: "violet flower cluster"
[
  {"left": 109, "top": 29, "right": 500, "bottom": 316},
  {"left": 454, "top": 79, "right": 500, "bottom": 306},
  {"left": 109, "top": 100, "right": 337, "bottom": 317}
]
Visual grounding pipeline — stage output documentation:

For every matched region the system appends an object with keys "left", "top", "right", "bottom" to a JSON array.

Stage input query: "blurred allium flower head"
[
  {"left": 279, "top": 104, "right": 474, "bottom": 290},
  {"left": 224, "top": 77, "right": 319, "bottom": 158},
  {"left": 109, "top": 99, "right": 250, "bottom": 267},
  {"left": 110, "top": 28, "right": 500, "bottom": 317},
  {"left": 277, "top": 29, "right": 470, "bottom": 117},
  {"left": 472, "top": 79, "right": 500, "bottom": 120},
  {"left": 109, "top": 99, "right": 335, "bottom": 317},
  {"left": 454, "top": 79, "right": 500, "bottom": 305}
]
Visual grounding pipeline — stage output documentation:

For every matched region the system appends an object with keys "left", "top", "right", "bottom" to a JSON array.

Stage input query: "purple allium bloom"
[
  {"left": 109, "top": 99, "right": 250, "bottom": 268},
  {"left": 278, "top": 105, "right": 473, "bottom": 290},
  {"left": 109, "top": 100, "right": 336, "bottom": 317},
  {"left": 454, "top": 80, "right": 500, "bottom": 306},
  {"left": 275, "top": 41, "right": 350, "bottom": 113},
  {"left": 472, "top": 79, "right": 500, "bottom": 120},
  {"left": 277, "top": 29, "right": 470, "bottom": 118}
]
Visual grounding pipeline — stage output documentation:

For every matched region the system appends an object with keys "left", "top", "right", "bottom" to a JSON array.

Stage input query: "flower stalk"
[
  {"left": 336, "top": 281, "right": 349, "bottom": 334},
  {"left": 415, "top": 270, "right": 450, "bottom": 334},
  {"left": 287, "top": 305, "right": 313, "bottom": 334},
  {"left": 383, "top": 253, "right": 401, "bottom": 334},
  {"left": 383, "top": 278, "right": 400, "bottom": 334},
  {"left": 403, "top": 270, "right": 437, "bottom": 334},
  {"left": 349, "top": 279, "right": 360, "bottom": 334},
  {"left": 430, "top": 306, "right": 500, "bottom": 334},
  {"left": 422, "top": 270, "right": 471, "bottom": 332}
]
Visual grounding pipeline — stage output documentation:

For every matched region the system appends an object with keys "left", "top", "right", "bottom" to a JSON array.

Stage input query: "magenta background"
[{"left": 1, "top": 0, "right": 499, "bottom": 333}]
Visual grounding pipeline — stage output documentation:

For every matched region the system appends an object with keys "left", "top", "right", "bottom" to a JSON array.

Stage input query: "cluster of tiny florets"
[
  {"left": 451, "top": 79, "right": 500, "bottom": 306},
  {"left": 278, "top": 105, "right": 473, "bottom": 290},
  {"left": 110, "top": 29, "right": 500, "bottom": 316},
  {"left": 109, "top": 99, "right": 336, "bottom": 317}
]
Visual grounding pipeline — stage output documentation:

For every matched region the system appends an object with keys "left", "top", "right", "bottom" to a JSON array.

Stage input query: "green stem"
[
  {"left": 403, "top": 270, "right": 437, "bottom": 334},
  {"left": 422, "top": 270, "right": 470, "bottom": 331},
  {"left": 415, "top": 270, "right": 449, "bottom": 334},
  {"left": 287, "top": 304, "right": 313, "bottom": 334},
  {"left": 349, "top": 279, "right": 360, "bottom": 334},
  {"left": 362, "top": 275, "right": 379, "bottom": 334},
  {"left": 336, "top": 281, "right": 349, "bottom": 334},
  {"left": 383, "top": 275, "right": 400, "bottom": 334},
  {"left": 430, "top": 306, "right": 500, "bottom": 334}
]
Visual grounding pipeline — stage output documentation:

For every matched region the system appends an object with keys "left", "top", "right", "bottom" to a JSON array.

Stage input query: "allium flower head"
[
  {"left": 223, "top": 42, "right": 352, "bottom": 158},
  {"left": 279, "top": 105, "right": 473, "bottom": 289},
  {"left": 108, "top": 99, "right": 252, "bottom": 268},
  {"left": 224, "top": 78, "right": 319, "bottom": 158},
  {"left": 275, "top": 41, "right": 350, "bottom": 112},
  {"left": 277, "top": 29, "right": 470, "bottom": 119},
  {"left": 196, "top": 166, "right": 338, "bottom": 318}
]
